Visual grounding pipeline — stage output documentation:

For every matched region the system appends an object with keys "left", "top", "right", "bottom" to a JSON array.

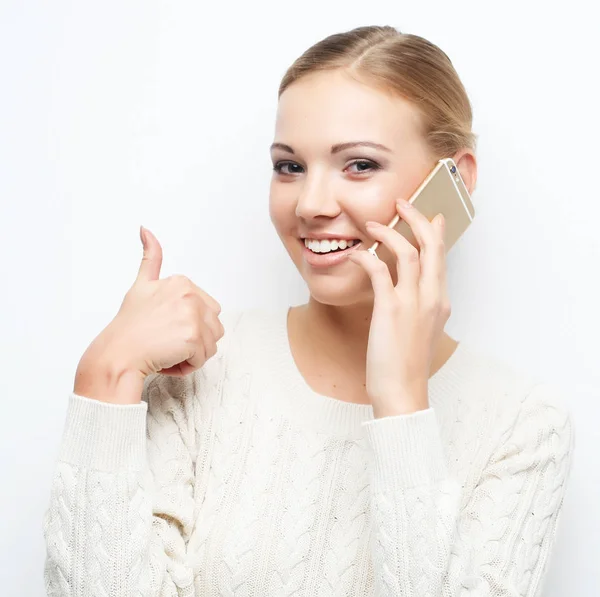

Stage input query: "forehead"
[{"left": 274, "top": 70, "right": 424, "bottom": 147}]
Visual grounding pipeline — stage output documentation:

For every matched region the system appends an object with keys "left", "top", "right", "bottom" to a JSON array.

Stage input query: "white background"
[{"left": 1, "top": 0, "right": 598, "bottom": 594}]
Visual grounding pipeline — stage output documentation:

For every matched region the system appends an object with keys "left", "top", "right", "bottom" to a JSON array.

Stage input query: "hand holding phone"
[{"left": 367, "top": 157, "right": 475, "bottom": 256}]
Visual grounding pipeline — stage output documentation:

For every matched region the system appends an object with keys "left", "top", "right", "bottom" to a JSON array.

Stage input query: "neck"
[
  {"left": 303, "top": 297, "right": 371, "bottom": 350},
  {"left": 297, "top": 297, "right": 457, "bottom": 379}
]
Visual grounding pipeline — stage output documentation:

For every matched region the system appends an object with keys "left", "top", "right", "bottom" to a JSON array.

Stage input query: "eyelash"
[{"left": 272, "top": 159, "right": 381, "bottom": 176}]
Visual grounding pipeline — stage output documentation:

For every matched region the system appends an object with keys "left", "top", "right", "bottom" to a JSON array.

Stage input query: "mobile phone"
[{"left": 367, "top": 157, "right": 475, "bottom": 256}]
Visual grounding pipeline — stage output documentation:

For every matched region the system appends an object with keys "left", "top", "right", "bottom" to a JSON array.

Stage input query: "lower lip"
[{"left": 301, "top": 239, "right": 363, "bottom": 268}]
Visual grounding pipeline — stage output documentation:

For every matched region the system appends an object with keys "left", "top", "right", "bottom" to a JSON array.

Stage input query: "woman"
[{"left": 43, "top": 26, "right": 574, "bottom": 596}]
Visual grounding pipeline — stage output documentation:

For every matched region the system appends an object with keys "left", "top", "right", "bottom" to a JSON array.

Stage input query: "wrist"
[
  {"left": 370, "top": 384, "right": 429, "bottom": 419},
  {"left": 74, "top": 352, "right": 146, "bottom": 405}
]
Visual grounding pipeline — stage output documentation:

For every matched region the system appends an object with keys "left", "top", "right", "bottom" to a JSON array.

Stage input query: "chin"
[
  {"left": 285, "top": 241, "right": 374, "bottom": 307},
  {"left": 303, "top": 277, "right": 374, "bottom": 308}
]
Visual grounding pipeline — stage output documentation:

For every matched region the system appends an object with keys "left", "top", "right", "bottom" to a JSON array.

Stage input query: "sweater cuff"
[
  {"left": 361, "top": 407, "right": 448, "bottom": 490},
  {"left": 57, "top": 393, "right": 148, "bottom": 472}
]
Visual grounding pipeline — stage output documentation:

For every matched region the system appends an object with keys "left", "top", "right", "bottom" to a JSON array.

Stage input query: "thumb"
[{"left": 136, "top": 225, "right": 163, "bottom": 283}]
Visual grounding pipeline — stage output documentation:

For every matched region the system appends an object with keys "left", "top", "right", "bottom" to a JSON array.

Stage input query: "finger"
[
  {"left": 190, "top": 282, "right": 222, "bottom": 314},
  {"left": 185, "top": 322, "right": 217, "bottom": 371},
  {"left": 420, "top": 213, "right": 448, "bottom": 295},
  {"left": 201, "top": 307, "right": 224, "bottom": 341},
  {"left": 203, "top": 293, "right": 222, "bottom": 315},
  {"left": 396, "top": 199, "right": 438, "bottom": 252},
  {"left": 365, "top": 221, "right": 420, "bottom": 291},
  {"left": 183, "top": 292, "right": 224, "bottom": 342},
  {"left": 162, "top": 322, "right": 215, "bottom": 377},
  {"left": 396, "top": 199, "right": 440, "bottom": 281},
  {"left": 159, "top": 317, "right": 220, "bottom": 377},
  {"left": 436, "top": 213, "right": 448, "bottom": 286},
  {"left": 158, "top": 362, "right": 190, "bottom": 377},
  {"left": 347, "top": 249, "right": 396, "bottom": 307},
  {"left": 136, "top": 226, "right": 163, "bottom": 283}
]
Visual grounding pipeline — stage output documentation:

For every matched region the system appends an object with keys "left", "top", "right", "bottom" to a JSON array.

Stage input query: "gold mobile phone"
[{"left": 367, "top": 158, "right": 475, "bottom": 256}]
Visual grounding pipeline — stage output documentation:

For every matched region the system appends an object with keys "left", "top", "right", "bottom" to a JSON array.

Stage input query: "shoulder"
[
  {"left": 436, "top": 342, "right": 574, "bottom": 496},
  {"left": 452, "top": 341, "right": 574, "bottom": 455},
  {"left": 500, "top": 381, "right": 574, "bottom": 462}
]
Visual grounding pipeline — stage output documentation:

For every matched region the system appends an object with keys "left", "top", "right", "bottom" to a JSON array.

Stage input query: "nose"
[{"left": 295, "top": 171, "right": 340, "bottom": 220}]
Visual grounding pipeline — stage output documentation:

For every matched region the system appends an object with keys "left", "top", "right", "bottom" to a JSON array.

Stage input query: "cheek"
[
  {"left": 344, "top": 194, "right": 397, "bottom": 235},
  {"left": 341, "top": 172, "right": 403, "bottom": 223}
]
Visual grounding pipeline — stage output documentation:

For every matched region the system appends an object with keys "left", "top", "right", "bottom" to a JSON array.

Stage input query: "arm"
[
  {"left": 361, "top": 383, "right": 574, "bottom": 597},
  {"left": 43, "top": 369, "right": 207, "bottom": 596}
]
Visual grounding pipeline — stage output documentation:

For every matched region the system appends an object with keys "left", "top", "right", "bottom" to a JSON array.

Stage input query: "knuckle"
[
  {"left": 170, "top": 274, "right": 188, "bottom": 285},
  {"left": 183, "top": 322, "right": 201, "bottom": 344},
  {"left": 376, "top": 264, "right": 390, "bottom": 277},
  {"left": 216, "top": 318, "right": 225, "bottom": 339},
  {"left": 182, "top": 301, "right": 201, "bottom": 329},
  {"left": 182, "top": 285, "right": 198, "bottom": 302},
  {"left": 179, "top": 299, "right": 197, "bottom": 325},
  {"left": 393, "top": 239, "right": 418, "bottom": 262},
  {"left": 202, "top": 308, "right": 215, "bottom": 328},
  {"left": 405, "top": 246, "right": 419, "bottom": 263},
  {"left": 373, "top": 259, "right": 389, "bottom": 274},
  {"left": 206, "top": 341, "right": 218, "bottom": 359},
  {"left": 171, "top": 274, "right": 194, "bottom": 292},
  {"left": 424, "top": 296, "right": 442, "bottom": 315}
]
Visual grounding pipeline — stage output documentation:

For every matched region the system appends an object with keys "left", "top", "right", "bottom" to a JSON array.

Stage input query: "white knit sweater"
[{"left": 43, "top": 306, "right": 574, "bottom": 596}]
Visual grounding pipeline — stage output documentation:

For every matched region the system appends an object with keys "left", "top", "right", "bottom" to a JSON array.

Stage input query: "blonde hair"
[{"left": 278, "top": 26, "right": 477, "bottom": 160}]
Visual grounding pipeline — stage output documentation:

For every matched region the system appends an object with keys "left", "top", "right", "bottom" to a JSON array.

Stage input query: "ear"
[{"left": 452, "top": 149, "right": 478, "bottom": 196}]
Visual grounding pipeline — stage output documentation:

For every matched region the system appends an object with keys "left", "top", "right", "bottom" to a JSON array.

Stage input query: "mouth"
[{"left": 299, "top": 237, "right": 364, "bottom": 268}]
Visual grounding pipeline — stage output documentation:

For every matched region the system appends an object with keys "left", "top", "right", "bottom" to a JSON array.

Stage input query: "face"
[{"left": 269, "top": 69, "right": 438, "bottom": 307}]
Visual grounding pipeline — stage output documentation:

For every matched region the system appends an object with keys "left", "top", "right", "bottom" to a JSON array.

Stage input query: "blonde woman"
[{"left": 44, "top": 27, "right": 574, "bottom": 596}]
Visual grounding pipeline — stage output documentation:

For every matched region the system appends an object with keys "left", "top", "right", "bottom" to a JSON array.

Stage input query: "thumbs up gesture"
[{"left": 73, "top": 227, "right": 224, "bottom": 404}]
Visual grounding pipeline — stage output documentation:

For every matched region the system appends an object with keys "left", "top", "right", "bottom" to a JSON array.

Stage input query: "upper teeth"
[{"left": 304, "top": 239, "right": 358, "bottom": 253}]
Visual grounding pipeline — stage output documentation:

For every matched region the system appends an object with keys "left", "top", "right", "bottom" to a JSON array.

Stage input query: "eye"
[
  {"left": 272, "top": 158, "right": 381, "bottom": 176},
  {"left": 346, "top": 159, "right": 381, "bottom": 174},
  {"left": 272, "top": 161, "right": 304, "bottom": 175}
]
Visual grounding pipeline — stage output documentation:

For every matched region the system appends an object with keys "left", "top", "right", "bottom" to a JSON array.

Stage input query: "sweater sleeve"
[
  {"left": 360, "top": 383, "right": 574, "bottom": 597},
  {"left": 43, "top": 368, "right": 211, "bottom": 596}
]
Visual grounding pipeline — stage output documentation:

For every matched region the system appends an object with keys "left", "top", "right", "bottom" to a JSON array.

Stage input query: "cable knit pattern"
[{"left": 43, "top": 306, "right": 574, "bottom": 596}]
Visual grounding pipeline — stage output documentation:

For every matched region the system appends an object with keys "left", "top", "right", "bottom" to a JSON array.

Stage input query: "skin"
[{"left": 269, "top": 69, "right": 477, "bottom": 409}]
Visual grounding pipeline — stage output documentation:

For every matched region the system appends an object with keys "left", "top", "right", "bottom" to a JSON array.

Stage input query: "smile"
[
  {"left": 304, "top": 238, "right": 360, "bottom": 253},
  {"left": 299, "top": 238, "right": 363, "bottom": 268}
]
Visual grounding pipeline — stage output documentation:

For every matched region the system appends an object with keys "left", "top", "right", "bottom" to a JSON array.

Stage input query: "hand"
[
  {"left": 347, "top": 199, "right": 451, "bottom": 418},
  {"left": 74, "top": 226, "right": 224, "bottom": 404}
]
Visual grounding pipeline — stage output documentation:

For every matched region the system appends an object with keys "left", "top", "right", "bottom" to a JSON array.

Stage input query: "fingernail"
[
  {"left": 140, "top": 225, "right": 147, "bottom": 248},
  {"left": 397, "top": 198, "right": 412, "bottom": 208},
  {"left": 366, "top": 221, "right": 381, "bottom": 227}
]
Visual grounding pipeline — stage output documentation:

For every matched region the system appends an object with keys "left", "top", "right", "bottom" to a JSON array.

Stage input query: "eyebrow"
[{"left": 269, "top": 141, "right": 393, "bottom": 155}]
